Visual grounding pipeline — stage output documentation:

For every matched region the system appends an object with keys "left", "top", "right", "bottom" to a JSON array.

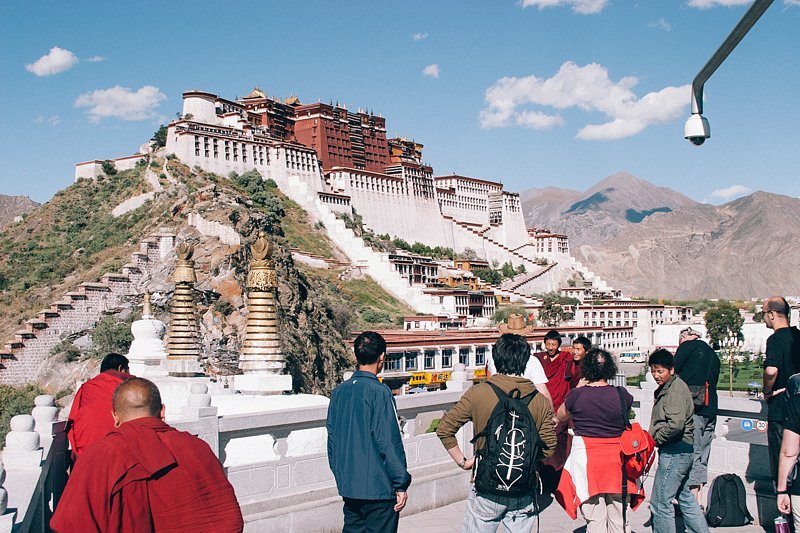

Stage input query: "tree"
[
  {"left": 492, "top": 305, "right": 528, "bottom": 325},
  {"left": 473, "top": 268, "right": 501, "bottom": 285},
  {"left": 101, "top": 160, "right": 117, "bottom": 176},
  {"left": 705, "top": 301, "right": 744, "bottom": 396},
  {"left": 151, "top": 125, "right": 167, "bottom": 148},
  {"left": 538, "top": 292, "right": 579, "bottom": 327}
]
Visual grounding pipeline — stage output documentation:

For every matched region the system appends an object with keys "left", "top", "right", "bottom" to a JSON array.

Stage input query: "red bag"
[
  {"left": 619, "top": 421, "right": 656, "bottom": 479},
  {"left": 616, "top": 387, "right": 656, "bottom": 479}
]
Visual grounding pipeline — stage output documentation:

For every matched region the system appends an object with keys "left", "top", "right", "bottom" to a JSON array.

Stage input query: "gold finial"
[
  {"left": 176, "top": 242, "right": 194, "bottom": 261},
  {"left": 247, "top": 231, "right": 276, "bottom": 291},
  {"left": 173, "top": 242, "right": 197, "bottom": 284},
  {"left": 251, "top": 230, "right": 274, "bottom": 261},
  {"left": 143, "top": 291, "right": 152, "bottom": 318}
]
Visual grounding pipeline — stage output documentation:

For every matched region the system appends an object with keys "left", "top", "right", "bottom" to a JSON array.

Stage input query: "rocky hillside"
[
  {"left": 522, "top": 174, "right": 799, "bottom": 299},
  {"left": 0, "top": 159, "right": 413, "bottom": 394},
  {"left": 0, "top": 194, "right": 40, "bottom": 229}
]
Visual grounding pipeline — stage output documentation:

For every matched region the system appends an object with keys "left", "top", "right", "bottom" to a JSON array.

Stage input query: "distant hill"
[
  {"left": 522, "top": 172, "right": 697, "bottom": 245},
  {"left": 521, "top": 174, "right": 798, "bottom": 299},
  {"left": 0, "top": 194, "right": 39, "bottom": 229}
]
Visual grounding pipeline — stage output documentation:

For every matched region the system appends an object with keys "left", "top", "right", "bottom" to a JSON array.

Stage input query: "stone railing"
[
  {"left": 170, "top": 380, "right": 474, "bottom": 532},
  {"left": 0, "top": 395, "right": 68, "bottom": 533},
  {"left": 2, "top": 377, "right": 777, "bottom": 531}
]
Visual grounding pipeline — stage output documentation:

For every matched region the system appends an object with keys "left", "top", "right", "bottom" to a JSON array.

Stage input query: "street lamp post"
[{"left": 684, "top": 0, "right": 774, "bottom": 146}]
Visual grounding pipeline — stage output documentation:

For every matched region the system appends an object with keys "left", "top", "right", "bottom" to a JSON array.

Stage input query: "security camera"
[{"left": 684, "top": 114, "right": 710, "bottom": 146}]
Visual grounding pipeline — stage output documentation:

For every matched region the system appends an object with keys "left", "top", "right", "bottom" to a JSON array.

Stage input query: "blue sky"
[{"left": 1, "top": 0, "right": 798, "bottom": 204}]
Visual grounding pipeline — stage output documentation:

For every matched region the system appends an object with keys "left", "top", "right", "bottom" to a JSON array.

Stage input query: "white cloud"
[
  {"left": 690, "top": 0, "right": 798, "bottom": 6},
  {"left": 422, "top": 64, "right": 440, "bottom": 78},
  {"left": 412, "top": 32, "right": 428, "bottom": 41},
  {"left": 86, "top": 55, "right": 106, "bottom": 62},
  {"left": 33, "top": 115, "right": 61, "bottom": 126},
  {"left": 74, "top": 85, "right": 166, "bottom": 122},
  {"left": 479, "top": 61, "right": 690, "bottom": 140},
  {"left": 520, "top": 0, "right": 608, "bottom": 14},
  {"left": 688, "top": 0, "right": 750, "bottom": 6},
  {"left": 710, "top": 185, "right": 752, "bottom": 200},
  {"left": 648, "top": 17, "right": 672, "bottom": 31},
  {"left": 25, "top": 47, "right": 79, "bottom": 76}
]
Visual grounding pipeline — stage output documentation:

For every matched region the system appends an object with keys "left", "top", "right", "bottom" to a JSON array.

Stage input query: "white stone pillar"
[
  {"left": 0, "top": 460, "right": 11, "bottom": 525},
  {"left": 3, "top": 415, "right": 42, "bottom": 469},
  {"left": 445, "top": 363, "right": 472, "bottom": 393},
  {"left": 182, "top": 383, "right": 218, "bottom": 419},
  {"left": 31, "top": 395, "right": 58, "bottom": 444},
  {"left": 638, "top": 372, "right": 658, "bottom": 431}
]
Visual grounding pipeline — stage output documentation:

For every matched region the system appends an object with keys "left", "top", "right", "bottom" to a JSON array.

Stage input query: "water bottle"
[{"left": 775, "top": 515, "right": 791, "bottom": 533}]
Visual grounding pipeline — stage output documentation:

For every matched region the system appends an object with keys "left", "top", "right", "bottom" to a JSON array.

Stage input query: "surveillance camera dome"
[{"left": 684, "top": 114, "right": 710, "bottom": 146}]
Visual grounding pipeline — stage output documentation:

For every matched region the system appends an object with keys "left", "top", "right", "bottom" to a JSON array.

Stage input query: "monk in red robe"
[
  {"left": 51, "top": 377, "right": 244, "bottom": 533},
  {"left": 67, "top": 352, "right": 133, "bottom": 457},
  {"left": 535, "top": 329, "right": 572, "bottom": 491}
]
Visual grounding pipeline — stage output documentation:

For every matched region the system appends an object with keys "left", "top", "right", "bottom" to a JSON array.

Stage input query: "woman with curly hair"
[{"left": 554, "top": 348, "right": 644, "bottom": 532}]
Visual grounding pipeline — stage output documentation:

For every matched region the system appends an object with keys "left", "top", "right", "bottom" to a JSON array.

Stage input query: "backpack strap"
[
  {"left": 615, "top": 386, "right": 632, "bottom": 430},
  {"left": 616, "top": 386, "right": 630, "bottom": 528}
]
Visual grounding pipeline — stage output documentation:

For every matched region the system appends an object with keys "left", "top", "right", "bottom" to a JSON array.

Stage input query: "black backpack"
[
  {"left": 705, "top": 473, "right": 753, "bottom": 527},
  {"left": 470, "top": 382, "right": 543, "bottom": 498}
]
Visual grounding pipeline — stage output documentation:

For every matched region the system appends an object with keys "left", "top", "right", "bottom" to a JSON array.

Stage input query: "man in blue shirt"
[{"left": 327, "top": 331, "right": 411, "bottom": 532}]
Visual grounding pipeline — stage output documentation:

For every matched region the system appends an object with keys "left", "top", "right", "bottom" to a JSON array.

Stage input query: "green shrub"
[{"left": 0, "top": 384, "right": 43, "bottom": 443}]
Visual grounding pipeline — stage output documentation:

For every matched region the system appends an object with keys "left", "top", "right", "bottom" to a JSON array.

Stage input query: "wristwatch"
[{"left": 458, "top": 457, "right": 467, "bottom": 468}]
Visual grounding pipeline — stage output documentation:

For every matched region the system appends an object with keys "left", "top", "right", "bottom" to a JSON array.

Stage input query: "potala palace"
[{"left": 72, "top": 87, "right": 739, "bottom": 357}]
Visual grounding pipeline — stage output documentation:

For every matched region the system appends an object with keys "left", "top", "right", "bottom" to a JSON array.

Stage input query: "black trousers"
[
  {"left": 769, "top": 419, "right": 785, "bottom": 484},
  {"left": 342, "top": 498, "right": 398, "bottom": 533}
]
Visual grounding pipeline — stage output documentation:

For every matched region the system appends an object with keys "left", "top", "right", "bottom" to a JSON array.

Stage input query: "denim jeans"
[
  {"left": 651, "top": 450, "right": 709, "bottom": 533},
  {"left": 689, "top": 414, "right": 716, "bottom": 486},
  {"left": 462, "top": 485, "right": 538, "bottom": 533}
]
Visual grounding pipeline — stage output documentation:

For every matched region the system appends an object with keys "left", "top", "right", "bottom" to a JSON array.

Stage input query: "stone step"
[{"left": 15, "top": 330, "right": 36, "bottom": 340}]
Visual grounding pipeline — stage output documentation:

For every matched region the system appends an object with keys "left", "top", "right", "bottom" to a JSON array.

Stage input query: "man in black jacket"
[
  {"left": 674, "top": 327, "right": 720, "bottom": 505},
  {"left": 327, "top": 331, "right": 411, "bottom": 532}
]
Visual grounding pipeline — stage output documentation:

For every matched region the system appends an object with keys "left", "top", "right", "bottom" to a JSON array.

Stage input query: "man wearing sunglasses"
[{"left": 762, "top": 296, "right": 800, "bottom": 486}]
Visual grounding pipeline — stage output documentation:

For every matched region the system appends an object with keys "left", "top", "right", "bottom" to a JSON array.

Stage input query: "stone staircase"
[
  {"left": 502, "top": 263, "right": 558, "bottom": 292},
  {"left": 0, "top": 234, "right": 175, "bottom": 384},
  {"left": 269, "top": 176, "right": 450, "bottom": 315},
  {"left": 450, "top": 219, "right": 537, "bottom": 269}
]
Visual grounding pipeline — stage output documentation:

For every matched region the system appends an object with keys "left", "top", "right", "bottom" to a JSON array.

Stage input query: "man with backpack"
[
  {"left": 436, "top": 333, "right": 557, "bottom": 532},
  {"left": 674, "top": 327, "right": 721, "bottom": 506}
]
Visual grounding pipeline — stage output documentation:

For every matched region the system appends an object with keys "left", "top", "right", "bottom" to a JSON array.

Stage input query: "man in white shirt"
[{"left": 486, "top": 314, "right": 552, "bottom": 404}]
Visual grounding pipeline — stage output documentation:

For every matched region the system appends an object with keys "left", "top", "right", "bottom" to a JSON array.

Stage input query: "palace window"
[
  {"left": 442, "top": 349, "right": 453, "bottom": 368},
  {"left": 459, "top": 348, "right": 470, "bottom": 366},
  {"left": 475, "top": 347, "right": 486, "bottom": 366},
  {"left": 424, "top": 350, "right": 436, "bottom": 370},
  {"left": 404, "top": 351, "right": 418, "bottom": 371},
  {"left": 386, "top": 353, "right": 403, "bottom": 372}
]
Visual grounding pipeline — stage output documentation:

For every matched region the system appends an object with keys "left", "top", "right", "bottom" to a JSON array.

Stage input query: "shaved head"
[{"left": 112, "top": 378, "right": 163, "bottom": 423}]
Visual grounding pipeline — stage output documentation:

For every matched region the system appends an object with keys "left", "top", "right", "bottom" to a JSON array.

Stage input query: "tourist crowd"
[{"left": 45, "top": 296, "right": 800, "bottom": 532}]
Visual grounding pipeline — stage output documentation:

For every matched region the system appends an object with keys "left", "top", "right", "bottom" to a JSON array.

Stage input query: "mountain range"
[
  {"left": 521, "top": 172, "right": 800, "bottom": 300},
  {"left": 0, "top": 194, "right": 39, "bottom": 229}
]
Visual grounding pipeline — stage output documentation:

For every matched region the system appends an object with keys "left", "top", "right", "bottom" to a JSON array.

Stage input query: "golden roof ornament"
[
  {"left": 173, "top": 242, "right": 197, "bottom": 284},
  {"left": 247, "top": 231, "right": 277, "bottom": 291},
  {"left": 235, "top": 228, "right": 291, "bottom": 393}
]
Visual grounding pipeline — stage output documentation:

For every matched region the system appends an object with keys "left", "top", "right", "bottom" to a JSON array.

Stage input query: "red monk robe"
[
  {"left": 51, "top": 417, "right": 244, "bottom": 533},
  {"left": 534, "top": 349, "right": 571, "bottom": 410},
  {"left": 535, "top": 349, "right": 571, "bottom": 473},
  {"left": 67, "top": 369, "right": 132, "bottom": 455}
]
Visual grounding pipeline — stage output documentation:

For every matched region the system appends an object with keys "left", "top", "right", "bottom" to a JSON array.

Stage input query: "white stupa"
[{"left": 127, "top": 292, "right": 169, "bottom": 376}]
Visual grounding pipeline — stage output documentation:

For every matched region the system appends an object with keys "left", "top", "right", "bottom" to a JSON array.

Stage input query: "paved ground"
[{"left": 399, "top": 497, "right": 766, "bottom": 532}]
